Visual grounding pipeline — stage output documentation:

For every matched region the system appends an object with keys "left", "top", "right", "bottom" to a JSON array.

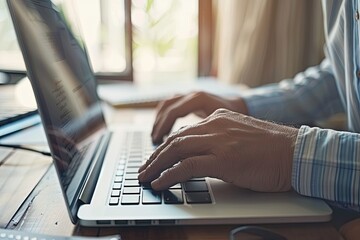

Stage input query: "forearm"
[
  {"left": 292, "top": 126, "right": 360, "bottom": 210},
  {"left": 241, "top": 59, "right": 345, "bottom": 125}
]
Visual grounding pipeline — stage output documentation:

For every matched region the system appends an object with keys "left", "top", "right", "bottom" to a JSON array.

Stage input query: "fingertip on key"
[
  {"left": 138, "top": 170, "right": 146, "bottom": 182},
  {"left": 151, "top": 179, "right": 163, "bottom": 191},
  {"left": 151, "top": 131, "right": 158, "bottom": 142},
  {"left": 138, "top": 165, "right": 146, "bottom": 173}
]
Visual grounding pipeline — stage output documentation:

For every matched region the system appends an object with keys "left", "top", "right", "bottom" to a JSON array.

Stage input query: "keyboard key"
[
  {"left": 111, "top": 189, "right": 121, "bottom": 197},
  {"left": 128, "top": 157, "right": 143, "bottom": 163},
  {"left": 164, "top": 190, "right": 183, "bottom": 204},
  {"left": 114, "top": 176, "right": 123, "bottom": 183},
  {"left": 113, "top": 183, "right": 122, "bottom": 190},
  {"left": 126, "top": 167, "right": 139, "bottom": 173},
  {"left": 141, "top": 182, "right": 152, "bottom": 189},
  {"left": 116, "top": 170, "right": 124, "bottom": 176},
  {"left": 183, "top": 181, "right": 208, "bottom": 192},
  {"left": 109, "top": 197, "right": 119, "bottom": 205},
  {"left": 124, "top": 180, "right": 140, "bottom": 187},
  {"left": 123, "top": 187, "right": 140, "bottom": 194},
  {"left": 121, "top": 195, "right": 140, "bottom": 205},
  {"left": 185, "top": 192, "right": 212, "bottom": 204},
  {"left": 189, "top": 177, "right": 206, "bottom": 181},
  {"left": 142, "top": 190, "right": 162, "bottom": 204},
  {"left": 125, "top": 173, "right": 139, "bottom": 180},
  {"left": 127, "top": 162, "right": 142, "bottom": 168},
  {"left": 169, "top": 183, "right": 182, "bottom": 189},
  {"left": 129, "top": 152, "right": 142, "bottom": 158}
]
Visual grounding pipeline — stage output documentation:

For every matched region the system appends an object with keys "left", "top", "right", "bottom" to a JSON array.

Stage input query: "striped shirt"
[{"left": 242, "top": 0, "right": 360, "bottom": 210}]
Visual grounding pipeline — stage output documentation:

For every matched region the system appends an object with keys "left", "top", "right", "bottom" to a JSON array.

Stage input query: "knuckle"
[
  {"left": 165, "top": 107, "right": 179, "bottom": 122},
  {"left": 213, "top": 108, "right": 229, "bottom": 115},
  {"left": 208, "top": 115, "right": 227, "bottom": 126},
  {"left": 190, "top": 91, "right": 209, "bottom": 104},
  {"left": 164, "top": 108, "right": 173, "bottom": 119},
  {"left": 182, "top": 159, "right": 197, "bottom": 171},
  {"left": 167, "top": 128, "right": 182, "bottom": 141},
  {"left": 170, "top": 136, "right": 185, "bottom": 149},
  {"left": 191, "top": 91, "right": 204, "bottom": 98},
  {"left": 157, "top": 98, "right": 173, "bottom": 111},
  {"left": 177, "top": 160, "right": 195, "bottom": 179},
  {"left": 156, "top": 171, "right": 169, "bottom": 186}
]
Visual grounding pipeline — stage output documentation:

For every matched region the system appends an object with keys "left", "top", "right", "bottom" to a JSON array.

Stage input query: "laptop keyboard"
[
  {"left": 0, "top": 86, "right": 39, "bottom": 138},
  {"left": 108, "top": 131, "right": 213, "bottom": 206},
  {"left": 0, "top": 86, "right": 37, "bottom": 126}
]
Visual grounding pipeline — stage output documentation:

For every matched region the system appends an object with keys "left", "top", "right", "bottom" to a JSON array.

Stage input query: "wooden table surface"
[{"left": 2, "top": 107, "right": 355, "bottom": 240}]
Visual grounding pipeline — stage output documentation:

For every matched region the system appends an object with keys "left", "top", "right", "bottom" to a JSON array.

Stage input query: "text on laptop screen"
[{"left": 8, "top": 0, "right": 107, "bottom": 209}]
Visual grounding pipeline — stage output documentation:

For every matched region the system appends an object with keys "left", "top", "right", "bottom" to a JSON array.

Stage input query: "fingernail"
[
  {"left": 138, "top": 164, "right": 145, "bottom": 173},
  {"left": 151, "top": 129, "right": 157, "bottom": 139},
  {"left": 151, "top": 179, "right": 161, "bottom": 190},
  {"left": 138, "top": 171, "right": 145, "bottom": 182},
  {"left": 151, "top": 135, "right": 158, "bottom": 144}
]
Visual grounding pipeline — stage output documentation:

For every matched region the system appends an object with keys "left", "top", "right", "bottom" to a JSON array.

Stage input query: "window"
[
  {"left": 132, "top": 0, "right": 199, "bottom": 83},
  {"left": 0, "top": 0, "right": 211, "bottom": 83},
  {"left": 56, "top": 0, "right": 132, "bottom": 80},
  {"left": 0, "top": 0, "right": 26, "bottom": 72}
]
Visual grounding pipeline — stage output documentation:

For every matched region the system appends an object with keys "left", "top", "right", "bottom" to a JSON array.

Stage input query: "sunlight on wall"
[{"left": 132, "top": 0, "right": 198, "bottom": 83}]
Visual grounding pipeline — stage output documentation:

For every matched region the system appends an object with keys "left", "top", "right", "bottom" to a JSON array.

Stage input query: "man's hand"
[
  {"left": 139, "top": 108, "right": 299, "bottom": 192},
  {"left": 151, "top": 91, "right": 248, "bottom": 144}
]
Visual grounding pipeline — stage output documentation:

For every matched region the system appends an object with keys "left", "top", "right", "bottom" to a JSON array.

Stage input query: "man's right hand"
[
  {"left": 151, "top": 91, "right": 248, "bottom": 144},
  {"left": 140, "top": 108, "right": 298, "bottom": 192}
]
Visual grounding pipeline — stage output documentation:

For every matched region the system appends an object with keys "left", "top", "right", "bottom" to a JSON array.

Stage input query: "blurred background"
[{"left": 0, "top": 0, "right": 324, "bottom": 87}]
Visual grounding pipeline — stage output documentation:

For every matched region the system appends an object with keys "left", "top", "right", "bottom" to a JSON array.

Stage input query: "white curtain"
[{"left": 213, "top": 0, "right": 325, "bottom": 87}]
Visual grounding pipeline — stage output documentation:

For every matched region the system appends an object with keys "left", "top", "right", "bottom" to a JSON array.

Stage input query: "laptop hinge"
[{"left": 78, "top": 132, "right": 112, "bottom": 204}]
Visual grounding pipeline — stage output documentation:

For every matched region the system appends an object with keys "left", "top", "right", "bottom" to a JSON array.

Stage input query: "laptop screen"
[{"left": 7, "top": 0, "right": 107, "bottom": 221}]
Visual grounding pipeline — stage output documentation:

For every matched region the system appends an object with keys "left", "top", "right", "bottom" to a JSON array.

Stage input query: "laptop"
[
  {"left": 7, "top": 0, "right": 332, "bottom": 226},
  {"left": 0, "top": 84, "right": 40, "bottom": 138}
]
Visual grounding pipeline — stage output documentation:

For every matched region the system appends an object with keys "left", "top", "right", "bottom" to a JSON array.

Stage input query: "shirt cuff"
[
  {"left": 241, "top": 84, "right": 285, "bottom": 121},
  {"left": 291, "top": 125, "right": 360, "bottom": 209},
  {"left": 292, "top": 125, "right": 311, "bottom": 195}
]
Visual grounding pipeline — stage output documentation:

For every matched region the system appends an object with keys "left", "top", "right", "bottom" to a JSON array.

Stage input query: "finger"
[
  {"left": 151, "top": 92, "right": 207, "bottom": 143},
  {"left": 138, "top": 134, "right": 214, "bottom": 183},
  {"left": 152, "top": 95, "right": 184, "bottom": 140},
  {"left": 139, "top": 121, "right": 209, "bottom": 173},
  {"left": 151, "top": 155, "right": 216, "bottom": 190},
  {"left": 155, "top": 94, "right": 183, "bottom": 113},
  {"left": 153, "top": 95, "right": 183, "bottom": 126}
]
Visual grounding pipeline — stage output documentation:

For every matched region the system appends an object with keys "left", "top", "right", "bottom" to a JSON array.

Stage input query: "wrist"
[
  {"left": 230, "top": 97, "right": 249, "bottom": 115},
  {"left": 282, "top": 126, "right": 299, "bottom": 191}
]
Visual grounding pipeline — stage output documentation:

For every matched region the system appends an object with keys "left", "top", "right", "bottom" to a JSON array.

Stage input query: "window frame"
[
  {"left": 99, "top": 0, "right": 213, "bottom": 82},
  {"left": 198, "top": 0, "right": 213, "bottom": 77},
  {"left": 2, "top": 0, "right": 213, "bottom": 83},
  {"left": 96, "top": 0, "right": 133, "bottom": 82}
]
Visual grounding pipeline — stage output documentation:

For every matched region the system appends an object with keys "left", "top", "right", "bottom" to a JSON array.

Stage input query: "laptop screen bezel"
[{"left": 6, "top": 0, "right": 108, "bottom": 223}]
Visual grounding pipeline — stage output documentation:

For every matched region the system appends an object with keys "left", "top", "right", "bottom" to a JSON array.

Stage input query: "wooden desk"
[{"left": 2, "top": 108, "right": 348, "bottom": 240}]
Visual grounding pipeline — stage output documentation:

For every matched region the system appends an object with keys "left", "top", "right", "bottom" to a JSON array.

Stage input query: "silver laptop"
[{"left": 7, "top": 0, "right": 332, "bottom": 226}]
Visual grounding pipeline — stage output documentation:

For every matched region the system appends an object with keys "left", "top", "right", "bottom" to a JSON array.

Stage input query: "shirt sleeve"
[
  {"left": 241, "top": 59, "right": 345, "bottom": 125},
  {"left": 293, "top": 125, "right": 360, "bottom": 210}
]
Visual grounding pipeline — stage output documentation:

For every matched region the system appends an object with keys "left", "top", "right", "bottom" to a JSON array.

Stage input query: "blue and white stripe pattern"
[
  {"left": 294, "top": 126, "right": 360, "bottom": 210},
  {"left": 242, "top": 0, "right": 360, "bottom": 210}
]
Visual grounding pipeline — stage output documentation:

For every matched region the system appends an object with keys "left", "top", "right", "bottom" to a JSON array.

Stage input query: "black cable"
[{"left": 0, "top": 144, "right": 51, "bottom": 156}]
